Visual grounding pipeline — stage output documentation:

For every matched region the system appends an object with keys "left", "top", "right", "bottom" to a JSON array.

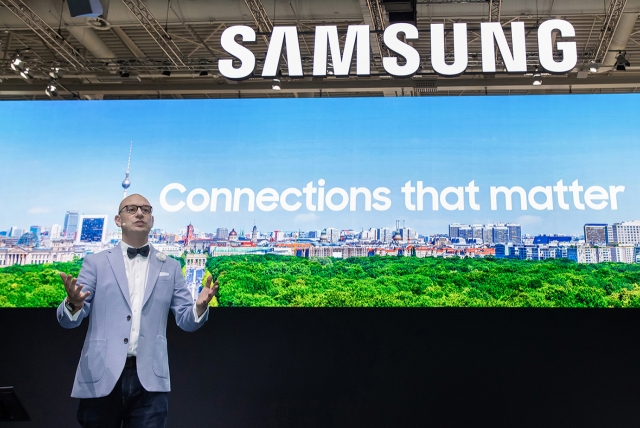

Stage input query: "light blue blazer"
[{"left": 56, "top": 245, "right": 207, "bottom": 398}]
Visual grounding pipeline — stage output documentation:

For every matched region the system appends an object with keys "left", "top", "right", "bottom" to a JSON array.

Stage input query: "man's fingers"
[
  {"left": 65, "top": 276, "right": 77, "bottom": 290},
  {"left": 63, "top": 275, "right": 86, "bottom": 299},
  {"left": 199, "top": 287, "right": 215, "bottom": 305},
  {"left": 59, "top": 272, "right": 69, "bottom": 286},
  {"left": 60, "top": 273, "right": 76, "bottom": 293},
  {"left": 74, "top": 284, "right": 84, "bottom": 294},
  {"left": 60, "top": 272, "right": 75, "bottom": 283},
  {"left": 197, "top": 279, "right": 220, "bottom": 306},
  {"left": 70, "top": 291, "right": 90, "bottom": 305}
]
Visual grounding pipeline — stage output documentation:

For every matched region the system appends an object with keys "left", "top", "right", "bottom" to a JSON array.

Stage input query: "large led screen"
[{"left": 1, "top": 95, "right": 640, "bottom": 307}]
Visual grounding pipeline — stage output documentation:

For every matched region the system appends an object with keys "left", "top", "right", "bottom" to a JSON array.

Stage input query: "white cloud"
[
  {"left": 294, "top": 213, "right": 319, "bottom": 223},
  {"left": 28, "top": 207, "right": 50, "bottom": 214}
]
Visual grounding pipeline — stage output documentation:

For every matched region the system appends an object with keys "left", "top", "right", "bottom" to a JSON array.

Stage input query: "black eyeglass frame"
[{"left": 119, "top": 205, "right": 153, "bottom": 215}]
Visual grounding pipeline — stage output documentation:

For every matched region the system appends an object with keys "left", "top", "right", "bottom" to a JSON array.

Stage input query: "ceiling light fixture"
[
  {"left": 10, "top": 57, "right": 24, "bottom": 72},
  {"left": 615, "top": 51, "right": 630, "bottom": 71},
  {"left": 588, "top": 62, "right": 599, "bottom": 73},
  {"left": 272, "top": 78, "right": 281, "bottom": 91},
  {"left": 120, "top": 70, "right": 130, "bottom": 78},
  {"left": 45, "top": 83, "right": 58, "bottom": 97},
  {"left": 532, "top": 67, "right": 542, "bottom": 86},
  {"left": 162, "top": 70, "right": 171, "bottom": 77},
  {"left": 20, "top": 68, "right": 32, "bottom": 80},
  {"left": 199, "top": 70, "right": 208, "bottom": 76},
  {"left": 49, "top": 68, "right": 61, "bottom": 79}
]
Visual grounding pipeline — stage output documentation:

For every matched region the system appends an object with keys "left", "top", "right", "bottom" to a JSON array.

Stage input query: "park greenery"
[
  {"left": 2, "top": 255, "right": 640, "bottom": 308},
  {"left": 207, "top": 255, "right": 640, "bottom": 307},
  {"left": 0, "top": 259, "right": 82, "bottom": 308}
]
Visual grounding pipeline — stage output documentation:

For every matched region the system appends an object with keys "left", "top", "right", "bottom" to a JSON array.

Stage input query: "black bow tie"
[{"left": 127, "top": 245, "right": 150, "bottom": 259}]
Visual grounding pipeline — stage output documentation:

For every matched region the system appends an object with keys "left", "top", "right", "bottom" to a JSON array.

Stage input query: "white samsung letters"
[{"left": 217, "top": 20, "right": 578, "bottom": 79}]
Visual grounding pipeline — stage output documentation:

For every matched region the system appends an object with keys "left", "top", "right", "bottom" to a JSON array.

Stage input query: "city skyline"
[
  {"left": 1, "top": 94, "right": 639, "bottom": 235},
  {"left": 6, "top": 216, "right": 636, "bottom": 243}
]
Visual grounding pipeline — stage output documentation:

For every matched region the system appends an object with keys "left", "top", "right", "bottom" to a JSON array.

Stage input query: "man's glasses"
[{"left": 119, "top": 205, "right": 153, "bottom": 215}]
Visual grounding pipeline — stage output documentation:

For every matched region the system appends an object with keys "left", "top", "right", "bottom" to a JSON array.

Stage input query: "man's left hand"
[{"left": 196, "top": 275, "right": 219, "bottom": 316}]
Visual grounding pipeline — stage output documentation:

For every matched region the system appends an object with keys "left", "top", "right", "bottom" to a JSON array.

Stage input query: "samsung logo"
[{"left": 218, "top": 20, "right": 577, "bottom": 80}]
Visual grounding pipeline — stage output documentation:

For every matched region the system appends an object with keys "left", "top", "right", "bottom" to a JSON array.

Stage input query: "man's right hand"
[{"left": 59, "top": 272, "right": 90, "bottom": 314}]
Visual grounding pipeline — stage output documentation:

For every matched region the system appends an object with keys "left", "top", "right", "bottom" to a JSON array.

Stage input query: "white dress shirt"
[
  {"left": 64, "top": 242, "right": 207, "bottom": 356},
  {"left": 121, "top": 241, "right": 150, "bottom": 356}
]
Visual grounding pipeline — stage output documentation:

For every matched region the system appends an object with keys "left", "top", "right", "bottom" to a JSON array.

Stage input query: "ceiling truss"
[
  {"left": 0, "top": 0, "right": 639, "bottom": 100},
  {"left": 489, "top": 0, "right": 501, "bottom": 23},
  {"left": 242, "top": 0, "right": 289, "bottom": 67},
  {"left": 120, "top": 0, "right": 188, "bottom": 67},
  {"left": 593, "top": 0, "right": 627, "bottom": 63},
  {"left": 0, "top": 0, "right": 85, "bottom": 69},
  {"left": 243, "top": 0, "right": 273, "bottom": 44},
  {"left": 361, "top": 0, "right": 391, "bottom": 64}
]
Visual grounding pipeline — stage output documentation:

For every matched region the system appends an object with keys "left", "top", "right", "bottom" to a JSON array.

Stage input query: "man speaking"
[{"left": 57, "top": 193, "right": 218, "bottom": 427}]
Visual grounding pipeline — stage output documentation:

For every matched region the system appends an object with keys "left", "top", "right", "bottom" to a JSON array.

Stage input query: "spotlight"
[
  {"left": 10, "top": 57, "right": 24, "bottom": 72},
  {"left": 49, "top": 68, "right": 62, "bottom": 79},
  {"left": 532, "top": 67, "right": 542, "bottom": 86},
  {"left": 199, "top": 70, "right": 208, "bottom": 76},
  {"left": 120, "top": 70, "right": 130, "bottom": 78},
  {"left": 588, "top": 62, "right": 599, "bottom": 73},
  {"left": 272, "top": 78, "right": 281, "bottom": 91},
  {"left": 20, "top": 68, "right": 33, "bottom": 80},
  {"left": 162, "top": 70, "right": 171, "bottom": 77},
  {"left": 615, "top": 51, "right": 630, "bottom": 71},
  {"left": 45, "top": 83, "right": 58, "bottom": 97}
]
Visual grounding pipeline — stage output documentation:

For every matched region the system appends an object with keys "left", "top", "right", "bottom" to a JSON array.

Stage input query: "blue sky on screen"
[{"left": 1, "top": 95, "right": 639, "bottom": 237}]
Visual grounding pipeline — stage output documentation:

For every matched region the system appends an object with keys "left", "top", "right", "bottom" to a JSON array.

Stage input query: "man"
[{"left": 57, "top": 194, "right": 218, "bottom": 427}]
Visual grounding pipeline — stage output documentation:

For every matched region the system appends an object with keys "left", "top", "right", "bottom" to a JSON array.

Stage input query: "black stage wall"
[{"left": 1, "top": 308, "right": 639, "bottom": 427}]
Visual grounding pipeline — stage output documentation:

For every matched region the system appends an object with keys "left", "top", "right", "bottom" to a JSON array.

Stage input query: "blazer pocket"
[
  {"left": 78, "top": 339, "right": 106, "bottom": 383},
  {"left": 152, "top": 335, "right": 169, "bottom": 379}
]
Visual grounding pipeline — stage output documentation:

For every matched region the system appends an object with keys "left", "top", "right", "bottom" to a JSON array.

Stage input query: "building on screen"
[
  {"left": 584, "top": 224, "right": 608, "bottom": 245},
  {"left": 76, "top": 215, "right": 108, "bottom": 243},
  {"left": 63, "top": 211, "right": 79, "bottom": 239},
  {"left": 609, "top": 220, "right": 640, "bottom": 245}
]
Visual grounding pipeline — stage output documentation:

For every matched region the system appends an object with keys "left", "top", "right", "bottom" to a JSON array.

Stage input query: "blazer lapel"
[
  {"left": 143, "top": 246, "right": 162, "bottom": 307},
  {"left": 106, "top": 248, "right": 132, "bottom": 310}
]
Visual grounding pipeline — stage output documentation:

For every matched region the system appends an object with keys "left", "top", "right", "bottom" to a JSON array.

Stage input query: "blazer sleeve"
[
  {"left": 170, "top": 260, "right": 208, "bottom": 332},
  {"left": 56, "top": 254, "right": 97, "bottom": 329}
]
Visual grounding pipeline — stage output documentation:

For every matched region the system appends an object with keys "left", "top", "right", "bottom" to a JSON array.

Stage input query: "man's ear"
[
  {"left": 150, "top": 215, "right": 155, "bottom": 229},
  {"left": 115, "top": 215, "right": 122, "bottom": 227}
]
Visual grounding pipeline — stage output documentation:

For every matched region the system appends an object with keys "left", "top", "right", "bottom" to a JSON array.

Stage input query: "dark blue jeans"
[{"left": 77, "top": 364, "right": 168, "bottom": 428}]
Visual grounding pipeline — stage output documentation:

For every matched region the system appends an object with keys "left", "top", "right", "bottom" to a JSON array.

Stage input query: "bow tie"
[{"left": 127, "top": 245, "right": 150, "bottom": 259}]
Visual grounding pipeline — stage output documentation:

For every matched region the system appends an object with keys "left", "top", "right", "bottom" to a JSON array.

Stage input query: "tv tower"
[{"left": 122, "top": 141, "right": 132, "bottom": 199}]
